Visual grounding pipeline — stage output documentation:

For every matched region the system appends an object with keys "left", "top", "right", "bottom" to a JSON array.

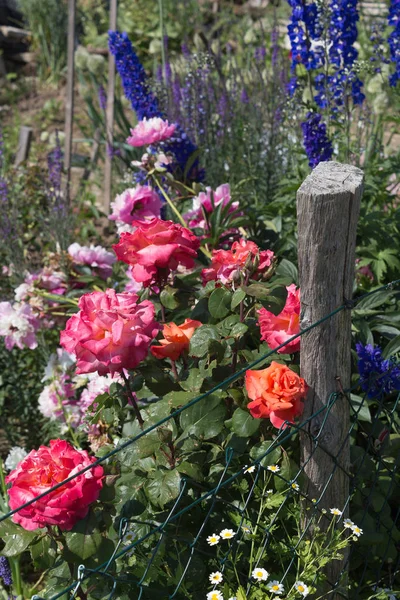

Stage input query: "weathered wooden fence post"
[
  {"left": 297, "top": 161, "right": 364, "bottom": 598},
  {"left": 64, "top": 0, "right": 76, "bottom": 203},
  {"left": 104, "top": 0, "right": 117, "bottom": 213},
  {"left": 14, "top": 126, "right": 33, "bottom": 166}
]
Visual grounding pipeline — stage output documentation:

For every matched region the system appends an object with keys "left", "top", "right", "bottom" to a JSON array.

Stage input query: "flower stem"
[
  {"left": 10, "top": 557, "right": 22, "bottom": 597},
  {"left": 151, "top": 174, "right": 188, "bottom": 227},
  {"left": 121, "top": 371, "right": 144, "bottom": 428},
  {"left": 170, "top": 360, "right": 179, "bottom": 381}
]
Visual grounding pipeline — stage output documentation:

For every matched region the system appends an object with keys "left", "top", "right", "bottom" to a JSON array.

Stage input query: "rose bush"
[{"left": 6, "top": 439, "right": 104, "bottom": 531}]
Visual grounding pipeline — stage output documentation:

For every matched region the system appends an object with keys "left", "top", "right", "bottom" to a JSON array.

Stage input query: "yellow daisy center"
[
  {"left": 256, "top": 571, "right": 263, "bottom": 577},
  {"left": 297, "top": 586, "right": 304, "bottom": 592},
  {"left": 273, "top": 585, "right": 279, "bottom": 591}
]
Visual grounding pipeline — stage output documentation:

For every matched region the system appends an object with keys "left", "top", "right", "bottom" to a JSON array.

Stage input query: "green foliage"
[{"left": 19, "top": 0, "right": 69, "bottom": 83}]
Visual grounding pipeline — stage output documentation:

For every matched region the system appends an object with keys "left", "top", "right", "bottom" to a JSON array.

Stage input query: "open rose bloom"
[
  {"left": 109, "top": 185, "right": 162, "bottom": 233},
  {"left": 6, "top": 439, "right": 104, "bottom": 531},
  {"left": 246, "top": 362, "right": 307, "bottom": 429},
  {"left": 151, "top": 319, "right": 202, "bottom": 360},
  {"left": 258, "top": 284, "right": 300, "bottom": 353},
  {"left": 113, "top": 218, "right": 200, "bottom": 287},
  {"left": 127, "top": 117, "right": 176, "bottom": 147},
  {"left": 60, "top": 289, "right": 160, "bottom": 375},
  {"left": 202, "top": 239, "right": 275, "bottom": 285}
]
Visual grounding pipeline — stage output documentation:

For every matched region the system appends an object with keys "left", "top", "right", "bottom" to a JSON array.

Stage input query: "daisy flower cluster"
[{"left": 206, "top": 529, "right": 236, "bottom": 546}]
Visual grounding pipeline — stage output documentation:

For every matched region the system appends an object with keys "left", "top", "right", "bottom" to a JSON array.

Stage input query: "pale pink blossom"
[
  {"left": 127, "top": 117, "right": 176, "bottom": 147},
  {"left": 68, "top": 243, "right": 116, "bottom": 279},
  {"left": 79, "top": 373, "right": 119, "bottom": 413},
  {"left": 0, "top": 301, "right": 39, "bottom": 350},
  {"left": 109, "top": 185, "right": 162, "bottom": 233},
  {"left": 38, "top": 375, "right": 78, "bottom": 425},
  {"left": 184, "top": 184, "right": 239, "bottom": 229}
]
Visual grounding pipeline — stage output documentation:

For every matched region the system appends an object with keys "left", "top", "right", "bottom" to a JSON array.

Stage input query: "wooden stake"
[
  {"left": 64, "top": 0, "right": 76, "bottom": 203},
  {"left": 297, "top": 161, "right": 364, "bottom": 598},
  {"left": 104, "top": 0, "right": 117, "bottom": 213},
  {"left": 14, "top": 126, "right": 33, "bottom": 166}
]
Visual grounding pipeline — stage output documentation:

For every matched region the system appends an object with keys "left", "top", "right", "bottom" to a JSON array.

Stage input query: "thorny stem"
[{"left": 121, "top": 371, "right": 144, "bottom": 428}]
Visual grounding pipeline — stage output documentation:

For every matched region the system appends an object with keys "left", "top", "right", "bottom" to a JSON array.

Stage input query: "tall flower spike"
[
  {"left": 388, "top": 0, "right": 400, "bottom": 86},
  {"left": 108, "top": 31, "right": 161, "bottom": 120},
  {"left": 301, "top": 112, "right": 333, "bottom": 168},
  {"left": 108, "top": 31, "right": 201, "bottom": 180}
]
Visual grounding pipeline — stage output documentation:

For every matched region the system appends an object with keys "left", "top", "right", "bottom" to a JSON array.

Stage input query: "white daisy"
[
  {"left": 207, "top": 534, "right": 220, "bottom": 546},
  {"left": 343, "top": 518, "right": 354, "bottom": 529},
  {"left": 209, "top": 572, "right": 223, "bottom": 584},
  {"left": 267, "top": 581, "right": 285, "bottom": 595},
  {"left": 267, "top": 465, "right": 280, "bottom": 473},
  {"left": 291, "top": 482, "right": 300, "bottom": 491},
  {"left": 351, "top": 524, "right": 363, "bottom": 537},
  {"left": 122, "top": 531, "right": 136, "bottom": 545},
  {"left": 244, "top": 465, "right": 256, "bottom": 474},
  {"left": 251, "top": 567, "right": 269, "bottom": 581},
  {"left": 330, "top": 508, "right": 342, "bottom": 516},
  {"left": 241, "top": 525, "right": 252, "bottom": 534},
  {"left": 294, "top": 581, "right": 309, "bottom": 597},
  {"left": 220, "top": 528, "right": 235, "bottom": 540},
  {"left": 267, "top": 489, "right": 274, "bottom": 494},
  {"left": 206, "top": 592, "right": 223, "bottom": 600}
]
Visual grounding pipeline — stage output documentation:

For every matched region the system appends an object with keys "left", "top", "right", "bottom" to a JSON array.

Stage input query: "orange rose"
[
  {"left": 245, "top": 361, "right": 307, "bottom": 429},
  {"left": 150, "top": 319, "right": 202, "bottom": 361}
]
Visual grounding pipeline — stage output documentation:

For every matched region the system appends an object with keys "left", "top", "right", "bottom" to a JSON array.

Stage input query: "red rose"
[
  {"left": 202, "top": 239, "right": 275, "bottom": 285},
  {"left": 258, "top": 284, "right": 300, "bottom": 353},
  {"left": 6, "top": 439, "right": 104, "bottom": 531},
  {"left": 113, "top": 218, "right": 200, "bottom": 287}
]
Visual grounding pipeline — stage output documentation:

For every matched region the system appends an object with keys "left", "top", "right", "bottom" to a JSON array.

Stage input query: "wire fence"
[{"left": 1, "top": 279, "right": 400, "bottom": 600}]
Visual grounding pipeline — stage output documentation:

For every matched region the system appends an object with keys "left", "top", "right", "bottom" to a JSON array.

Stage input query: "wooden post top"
[{"left": 297, "top": 161, "right": 364, "bottom": 197}]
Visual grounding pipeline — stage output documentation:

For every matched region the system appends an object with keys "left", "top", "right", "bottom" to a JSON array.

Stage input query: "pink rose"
[
  {"left": 184, "top": 183, "right": 239, "bottom": 230},
  {"left": 6, "top": 439, "right": 104, "bottom": 531},
  {"left": 68, "top": 243, "right": 116, "bottom": 279},
  {"left": 109, "top": 185, "right": 162, "bottom": 233},
  {"left": 60, "top": 289, "right": 160, "bottom": 375},
  {"left": 202, "top": 239, "right": 275, "bottom": 285},
  {"left": 258, "top": 284, "right": 300, "bottom": 353},
  {"left": 0, "top": 301, "right": 39, "bottom": 350},
  {"left": 113, "top": 218, "right": 200, "bottom": 287},
  {"left": 127, "top": 117, "right": 176, "bottom": 147}
]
